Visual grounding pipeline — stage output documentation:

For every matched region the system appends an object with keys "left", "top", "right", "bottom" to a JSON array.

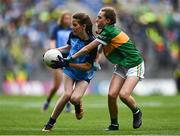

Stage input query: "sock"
[
  {"left": 132, "top": 107, "right": 140, "bottom": 114},
  {"left": 74, "top": 104, "right": 80, "bottom": 113},
  {"left": 111, "top": 118, "right": 118, "bottom": 125},
  {"left": 47, "top": 117, "right": 56, "bottom": 125}
]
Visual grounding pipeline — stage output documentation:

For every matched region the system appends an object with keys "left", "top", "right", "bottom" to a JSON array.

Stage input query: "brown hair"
[
  {"left": 100, "top": 7, "right": 116, "bottom": 25},
  {"left": 57, "top": 11, "right": 71, "bottom": 26},
  {"left": 72, "top": 12, "right": 93, "bottom": 35}
]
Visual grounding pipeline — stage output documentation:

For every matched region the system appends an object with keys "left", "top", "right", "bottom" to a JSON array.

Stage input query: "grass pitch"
[{"left": 0, "top": 94, "right": 180, "bottom": 135}]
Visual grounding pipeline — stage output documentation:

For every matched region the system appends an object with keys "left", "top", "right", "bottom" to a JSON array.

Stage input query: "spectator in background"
[{"left": 42, "top": 11, "right": 72, "bottom": 112}]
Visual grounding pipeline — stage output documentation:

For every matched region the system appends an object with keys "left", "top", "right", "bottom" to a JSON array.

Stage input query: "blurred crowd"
[{"left": 0, "top": 0, "right": 179, "bottom": 87}]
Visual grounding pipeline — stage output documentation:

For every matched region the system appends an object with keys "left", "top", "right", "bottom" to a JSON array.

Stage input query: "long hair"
[
  {"left": 72, "top": 13, "right": 93, "bottom": 35},
  {"left": 57, "top": 11, "right": 71, "bottom": 27}
]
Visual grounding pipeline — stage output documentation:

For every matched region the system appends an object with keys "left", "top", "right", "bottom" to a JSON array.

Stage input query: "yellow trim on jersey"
[
  {"left": 111, "top": 32, "right": 129, "bottom": 48},
  {"left": 103, "top": 32, "right": 129, "bottom": 56}
]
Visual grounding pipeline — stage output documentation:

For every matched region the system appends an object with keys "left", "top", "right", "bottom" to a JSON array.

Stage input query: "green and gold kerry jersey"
[{"left": 96, "top": 25, "right": 143, "bottom": 68}]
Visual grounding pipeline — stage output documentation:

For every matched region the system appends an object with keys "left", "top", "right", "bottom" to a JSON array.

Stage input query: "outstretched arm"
[
  {"left": 71, "top": 40, "right": 100, "bottom": 59},
  {"left": 58, "top": 44, "right": 71, "bottom": 54},
  {"left": 51, "top": 55, "right": 92, "bottom": 71}
]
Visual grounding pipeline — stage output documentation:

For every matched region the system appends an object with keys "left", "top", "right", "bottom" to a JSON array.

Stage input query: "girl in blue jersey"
[
  {"left": 42, "top": 11, "right": 72, "bottom": 112},
  {"left": 42, "top": 12, "right": 97, "bottom": 132}
]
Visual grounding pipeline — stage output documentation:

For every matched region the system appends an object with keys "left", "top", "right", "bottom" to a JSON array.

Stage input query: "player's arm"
[
  {"left": 69, "top": 43, "right": 98, "bottom": 71},
  {"left": 57, "top": 44, "right": 71, "bottom": 54},
  {"left": 93, "top": 44, "right": 103, "bottom": 70},
  {"left": 52, "top": 56, "right": 93, "bottom": 70},
  {"left": 52, "top": 43, "right": 98, "bottom": 69},
  {"left": 71, "top": 40, "right": 100, "bottom": 60},
  {"left": 69, "top": 62, "right": 92, "bottom": 71}
]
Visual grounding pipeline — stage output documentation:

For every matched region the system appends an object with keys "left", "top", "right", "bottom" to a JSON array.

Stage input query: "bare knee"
[
  {"left": 119, "top": 91, "right": 129, "bottom": 100},
  {"left": 108, "top": 91, "right": 118, "bottom": 99},
  {"left": 70, "top": 96, "right": 80, "bottom": 105}
]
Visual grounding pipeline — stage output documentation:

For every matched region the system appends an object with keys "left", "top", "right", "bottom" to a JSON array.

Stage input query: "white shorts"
[{"left": 113, "top": 61, "right": 145, "bottom": 79}]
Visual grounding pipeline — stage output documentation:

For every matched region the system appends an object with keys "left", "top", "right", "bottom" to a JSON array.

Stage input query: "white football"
[{"left": 43, "top": 49, "right": 62, "bottom": 68}]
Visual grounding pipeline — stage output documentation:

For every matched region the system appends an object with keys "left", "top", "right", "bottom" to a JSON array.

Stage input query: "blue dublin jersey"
[
  {"left": 63, "top": 32, "right": 97, "bottom": 82},
  {"left": 51, "top": 25, "right": 71, "bottom": 48}
]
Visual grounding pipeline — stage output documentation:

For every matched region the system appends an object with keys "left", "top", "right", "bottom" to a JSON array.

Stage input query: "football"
[{"left": 43, "top": 49, "right": 62, "bottom": 68}]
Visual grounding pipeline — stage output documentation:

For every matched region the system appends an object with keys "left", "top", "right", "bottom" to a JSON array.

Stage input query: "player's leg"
[
  {"left": 42, "top": 74, "right": 74, "bottom": 131},
  {"left": 119, "top": 76, "right": 142, "bottom": 129},
  {"left": 43, "top": 69, "right": 62, "bottom": 111},
  {"left": 106, "top": 73, "right": 125, "bottom": 130},
  {"left": 70, "top": 80, "right": 89, "bottom": 120},
  {"left": 119, "top": 61, "right": 144, "bottom": 129}
]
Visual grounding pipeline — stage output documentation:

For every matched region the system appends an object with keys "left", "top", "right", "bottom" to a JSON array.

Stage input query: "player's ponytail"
[{"left": 72, "top": 13, "right": 93, "bottom": 35}]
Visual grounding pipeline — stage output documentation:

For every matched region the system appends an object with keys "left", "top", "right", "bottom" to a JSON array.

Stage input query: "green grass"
[{"left": 0, "top": 94, "right": 180, "bottom": 135}]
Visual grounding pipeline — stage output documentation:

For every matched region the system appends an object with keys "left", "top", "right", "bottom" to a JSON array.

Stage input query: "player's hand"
[
  {"left": 93, "top": 61, "right": 101, "bottom": 71},
  {"left": 59, "top": 56, "right": 69, "bottom": 67},
  {"left": 65, "top": 57, "right": 75, "bottom": 63},
  {"left": 51, "top": 55, "right": 69, "bottom": 69}
]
